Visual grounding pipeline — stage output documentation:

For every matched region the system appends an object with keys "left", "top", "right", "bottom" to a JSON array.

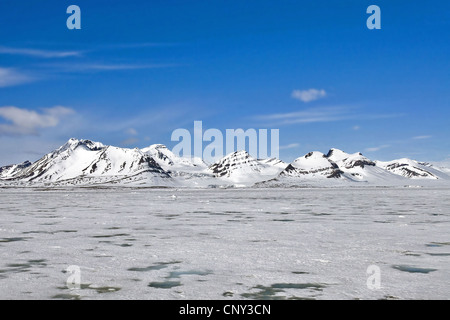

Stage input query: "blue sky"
[{"left": 0, "top": 0, "right": 449, "bottom": 165}]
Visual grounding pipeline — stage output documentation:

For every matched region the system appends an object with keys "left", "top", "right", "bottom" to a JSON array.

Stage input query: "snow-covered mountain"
[
  {"left": 141, "top": 143, "right": 218, "bottom": 187},
  {"left": 260, "top": 148, "right": 450, "bottom": 187},
  {"left": 324, "top": 148, "right": 400, "bottom": 182},
  {"left": 375, "top": 158, "right": 441, "bottom": 179},
  {"left": 280, "top": 151, "right": 343, "bottom": 179},
  {"left": 0, "top": 139, "right": 172, "bottom": 186},
  {"left": 275, "top": 148, "right": 387, "bottom": 183},
  {"left": 1, "top": 140, "right": 449, "bottom": 187},
  {"left": 142, "top": 144, "right": 206, "bottom": 171},
  {"left": 209, "top": 151, "right": 285, "bottom": 184}
]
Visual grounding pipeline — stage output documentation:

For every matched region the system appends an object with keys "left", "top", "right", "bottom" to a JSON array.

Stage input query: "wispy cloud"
[
  {"left": 292, "top": 88, "right": 326, "bottom": 103},
  {"left": 0, "top": 67, "right": 34, "bottom": 87},
  {"left": 120, "top": 138, "right": 139, "bottom": 146},
  {"left": 40, "top": 63, "right": 180, "bottom": 73},
  {"left": 73, "top": 64, "right": 175, "bottom": 71},
  {"left": 362, "top": 134, "right": 433, "bottom": 155},
  {"left": 412, "top": 135, "right": 432, "bottom": 140},
  {"left": 86, "top": 102, "right": 195, "bottom": 138},
  {"left": 279, "top": 143, "right": 300, "bottom": 150},
  {"left": 0, "top": 43, "right": 180, "bottom": 60},
  {"left": 0, "top": 46, "right": 82, "bottom": 58},
  {"left": 0, "top": 62, "right": 178, "bottom": 88},
  {"left": 255, "top": 106, "right": 351, "bottom": 125},
  {"left": 125, "top": 128, "right": 138, "bottom": 136},
  {"left": 365, "top": 145, "right": 390, "bottom": 152},
  {"left": 121, "top": 128, "right": 139, "bottom": 146},
  {"left": 97, "top": 42, "right": 181, "bottom": 50},
  {"left": 254, "top": 106, "right": 403, "bottom": 126},
  {"left": 0, "top": 106, "right": 75, "bottom": 136}
]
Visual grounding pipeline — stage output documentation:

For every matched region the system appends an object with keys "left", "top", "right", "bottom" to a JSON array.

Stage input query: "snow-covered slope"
[
  {"left": 431, "top": 161, "right": 450, "bottom": 174},
  {"left": 258, "top": 157, "right": 288, "bottom": 169},
  {"left": 0, "top": 161, "right": 32, "bottom": 179}
]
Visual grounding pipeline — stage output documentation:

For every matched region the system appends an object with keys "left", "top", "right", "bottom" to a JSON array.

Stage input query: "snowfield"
[{"left": 0, "top": 187, "right": 449, "bottom": 300}]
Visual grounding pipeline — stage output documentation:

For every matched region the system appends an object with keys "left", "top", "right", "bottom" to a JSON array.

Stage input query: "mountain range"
[{"left": 1, "top": 138, "right": 449, "bottom": 188}]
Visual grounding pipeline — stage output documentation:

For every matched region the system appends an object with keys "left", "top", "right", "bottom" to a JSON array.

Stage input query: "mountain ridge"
[{"left": 1, "top": 138, "right": 449, "bottom": 188}]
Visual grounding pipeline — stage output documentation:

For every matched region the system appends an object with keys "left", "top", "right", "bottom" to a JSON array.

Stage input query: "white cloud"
[
  {"left": 412, "top": 135, "right": 432, "bottom": 140},
  {"left": 0, "top": 46, "right": 82, "bottom": 58},
  {"left": 0, "top": 106, "right": 75, "bottom": 136},
  {"left": 279, "top": 143, "right": 300, "bottom": 150},
  {"left": 352, "top": 125, "right": 360, "bottom": 131},
  {"left": 0, "top": 67, "right": 33, "bottom": 88},
  {"left": 291, "top": 88, "right": 326, "bottom": 103}
]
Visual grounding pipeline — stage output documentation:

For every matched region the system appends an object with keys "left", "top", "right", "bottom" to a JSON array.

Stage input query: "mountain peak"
[
  {"left": 304, "top": 151, "right": 326, "bottom": 159},
  {"left": 61, "top": 138, "right": 105, "bottom": 152},
  {"left": 146, "top": 144, "right": 168, "bottom": 150},
  {"left": 228, "top": 150, "right": 251, "bottom": 158},
  {"left": 141, "top": 143, "right": 204, "bottom": 171},
  {"left": 326, "top": 148, "right": 351, "bottom": 161},
  {"left": 282, "top": 151, "right": 342, "bottom": 178},
  {"left": 209, "top": 150, "right": 260, "bottom": 179}
]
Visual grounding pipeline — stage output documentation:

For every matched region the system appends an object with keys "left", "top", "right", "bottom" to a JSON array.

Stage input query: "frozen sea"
[{"left": 0, "top": 187, "right": 449, "bottom": 300}]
